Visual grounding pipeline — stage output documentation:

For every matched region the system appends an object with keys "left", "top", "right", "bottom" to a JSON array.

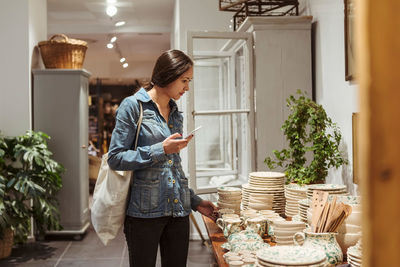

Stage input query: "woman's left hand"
[{"left": 196, "top": 200, "right": 218, "bottom": 222}]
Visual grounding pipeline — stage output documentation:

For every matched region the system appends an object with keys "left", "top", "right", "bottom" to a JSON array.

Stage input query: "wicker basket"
[
  {"left": 0, "top": 229, "right": 13, "bottom": 259},
  {"left": 38, "top": 34, "right": 88, "bottom": 69}
]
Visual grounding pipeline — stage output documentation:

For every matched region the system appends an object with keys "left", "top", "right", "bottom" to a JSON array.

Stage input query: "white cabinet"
[
  {"left": 32, "top": 69, "right": 91, "bottom": 235},
  {"left": 237, "top": 16, "right": 313, "bottom": 170}
]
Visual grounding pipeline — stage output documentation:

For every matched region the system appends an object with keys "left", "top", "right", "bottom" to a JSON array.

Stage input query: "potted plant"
[
  {"left": 0, "top": 130, "right": 64, "bottom": 258},
  {"left": 264, "top": 90, "right": 348, "bottom": 185}
]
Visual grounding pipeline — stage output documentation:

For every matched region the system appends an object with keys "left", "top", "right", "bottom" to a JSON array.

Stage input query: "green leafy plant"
[
  {"left": 0, "top": 130, "right": 64, "bottom": 243},
  {"left": 264, "top": 90, "right": 348, "bottom": 185}
]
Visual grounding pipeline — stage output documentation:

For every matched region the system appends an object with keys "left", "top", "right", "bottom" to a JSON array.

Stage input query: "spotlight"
[
  {"left": 107, "top": 0, "right": 116, "bottom": 3},
  {"left": 106, "top": 43, "right": 114, "bottom": 49},
  {"left": 123, "top": 63, "right": 128, "bottom": 68},
  {"left": 110, "top": 36, "right": 117, "bottom": 43},
  {"left": 106, "top": 5, "right": 117, "bottom": 17},
  {"left": 120, "top": 57, "right": 126, "bottom": 63},
  {"left": 115, "top": 21, "right": 126, "bottom": 27}
]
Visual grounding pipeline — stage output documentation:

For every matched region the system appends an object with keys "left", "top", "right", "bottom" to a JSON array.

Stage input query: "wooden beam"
[{"left": 357, "top": 0, "right": 400, "bottom": 266}]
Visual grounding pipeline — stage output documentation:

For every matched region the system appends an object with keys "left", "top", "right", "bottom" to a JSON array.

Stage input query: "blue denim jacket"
[{"left": 107, "top": 88, "right": 202, "bottom": 218}]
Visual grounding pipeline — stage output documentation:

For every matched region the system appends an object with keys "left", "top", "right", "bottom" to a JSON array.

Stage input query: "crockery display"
[
  {"left": 284, "top": 184, "right": 308, "bottom": 218},
  {"left": 242, "top": 172, "right": 286, "bottom": 215},
  {"left": 218, "top": 186, "right": 242, "bottom": 214},
  {"left": 347, "top": 240, "right": 362, "bottom": 267}
]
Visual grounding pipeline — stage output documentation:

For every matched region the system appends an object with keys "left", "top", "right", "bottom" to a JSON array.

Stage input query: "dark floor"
[{"left": 0, "top": 225, "right": 217, "bottom": 267}]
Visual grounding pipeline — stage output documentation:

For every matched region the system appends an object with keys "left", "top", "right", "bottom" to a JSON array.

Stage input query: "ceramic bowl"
[
  {"left": 336, "top": 232, "right": 362, "bottom": 254},
  {"left": 344, "top": 211, "right": 361, "bottom": 226},
  {"left": 218, "top": 208, "right": 235, "bottom": 216},
  {"left": 337, "top": 223, "right": 362, "bottom": 234},
  {"left": 223, "top": 251, "right": 240, "bottom": 260},
  {"left": 228, "top": 260, "right": 244, "bottom": 267},
  {"left": 273, "top": 220, "right": 305, "bottom": 229},
  {"left": 222, "top": 213, "right": 240, "bottom": 220}
]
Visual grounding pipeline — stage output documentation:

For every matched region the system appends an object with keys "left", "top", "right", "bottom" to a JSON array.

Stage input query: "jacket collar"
[{"left": 136, "top": 87, "right": 178, "bottom": 113}]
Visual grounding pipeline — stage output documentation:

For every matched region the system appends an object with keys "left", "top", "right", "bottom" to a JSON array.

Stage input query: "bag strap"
[{"left": 133, "top": 101, "right": 143, "bottom": 150}]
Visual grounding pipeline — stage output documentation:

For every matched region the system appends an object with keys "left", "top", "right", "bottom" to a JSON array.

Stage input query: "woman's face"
[{"left": 164, "top": 66, "right": 193, "bottom": 100}]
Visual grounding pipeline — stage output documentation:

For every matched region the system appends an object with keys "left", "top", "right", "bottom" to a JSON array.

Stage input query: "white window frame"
[{"left": 186, "top": 31, "right": 255, "bottom": 194}]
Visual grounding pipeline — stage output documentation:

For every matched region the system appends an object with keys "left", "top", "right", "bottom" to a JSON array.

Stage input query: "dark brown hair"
[{"left": 144, "top": 49, "right": 193, "bottom": 90}]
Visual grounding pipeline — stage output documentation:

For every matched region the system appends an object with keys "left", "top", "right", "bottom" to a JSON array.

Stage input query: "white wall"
[
  {"left": 302, "top": 0, "right": 359, "bottom": 194},
  {"left": 0, "top": 0, "right": 47, "bottom": 137}
]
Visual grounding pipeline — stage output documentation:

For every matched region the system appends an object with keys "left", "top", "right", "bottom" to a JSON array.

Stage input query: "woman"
[{"left": 107, "top": 49, "right": 217, "bottom": 267}]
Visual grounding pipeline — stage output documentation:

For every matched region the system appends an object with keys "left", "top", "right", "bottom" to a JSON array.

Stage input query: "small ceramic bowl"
[
  {"left": 223, "top": 251, "right": 240, "bottom": 260},
  {"left": 229, "top": 260, "right": 244, "bottom": 267}
]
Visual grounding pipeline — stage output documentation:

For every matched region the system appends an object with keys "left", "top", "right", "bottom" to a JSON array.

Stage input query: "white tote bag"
[{"left": 91, "top": 102, "right": 143, "bottom": 245}]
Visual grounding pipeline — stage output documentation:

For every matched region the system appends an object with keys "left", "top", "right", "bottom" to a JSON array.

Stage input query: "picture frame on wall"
[{"left": 345, "top": 0, "right": 354, "bottom": 81}]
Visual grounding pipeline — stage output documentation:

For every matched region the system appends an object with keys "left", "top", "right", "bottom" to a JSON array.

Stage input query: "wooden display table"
[{"left": 201, "top": 215, "right": 275, "bottom": 267}]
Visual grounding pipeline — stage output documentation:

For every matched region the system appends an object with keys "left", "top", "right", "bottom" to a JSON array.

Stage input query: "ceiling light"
[
  {"left": 110, "top": 36, "right": 117, "bottom": 43},
  {"left": 106, "top": 43, "right": 114, "bottom": 49},
  {"left": 106, "top": 5, "right": 117, "bottom": 17},
  {"left": 107, "top": 0, "right": 117, "bottom": 3},
  {"left": 123, "top": 63, "right": 128, "bottom": 68},
  {"left": 115, "top": 21, "right": 126, "bottom": 27},
  {"left": 120, "top": 57, "right": 126, "bottom": 63}
]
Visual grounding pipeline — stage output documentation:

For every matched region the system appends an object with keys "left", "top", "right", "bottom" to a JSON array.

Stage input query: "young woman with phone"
[{"left": 107, "top": 49, "right": 217, "bottom": 267}]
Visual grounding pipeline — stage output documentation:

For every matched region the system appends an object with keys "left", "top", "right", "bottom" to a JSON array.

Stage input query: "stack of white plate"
[
  {"left": 347, "top": 240, "right": 362, "bottom": 267},
  {"left": 306, "top": 184, "right": 348, "bottom": 200},
  {"left": 217, "top": 186, "right": 242, "bottom": 214},
  {"left": 248, "top": 194, "right": 273, "bottom": 210},
  {"left": 242, "top": 172, "right": 286, "bottom": 215},
  {"left": 272, "top": 220, "right": 306, "bottom": 246},
  {"left": 256, "top": 245, "right": 327, "bottom": 267},
  {"left": 285, "top": 184, "right": 308, "bottom": 218},
  {"left": 298, "top": 198, "right": 311, "bottom": 223}
]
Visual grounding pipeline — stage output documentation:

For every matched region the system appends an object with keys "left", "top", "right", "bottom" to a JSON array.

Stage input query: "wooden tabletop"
[{"left": 201, "top": 215, "right": 275, "bottom": 267}]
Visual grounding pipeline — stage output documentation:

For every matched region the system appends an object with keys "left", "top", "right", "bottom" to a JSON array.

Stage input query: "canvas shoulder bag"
[{"left": 91, "top": 101, "right": 143, "bottom": 246}]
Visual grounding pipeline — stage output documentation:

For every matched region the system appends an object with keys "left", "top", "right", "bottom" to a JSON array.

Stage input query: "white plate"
[
  {"left": 249, "top": 171, "right": 285, "bottom": 178},
  {"left": 256, "top": 246, "right": 326, "bottom": 265}
]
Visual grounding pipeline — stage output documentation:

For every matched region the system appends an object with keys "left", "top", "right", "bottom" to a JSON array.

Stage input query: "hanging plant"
[{"left": 264, "top": 90, "right": 348, "bottom": 185}]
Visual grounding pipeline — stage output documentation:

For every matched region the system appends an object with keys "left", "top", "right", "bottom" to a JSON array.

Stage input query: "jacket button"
[
  {"left": 169, "top": 124, "right": 173, "bottom": 128},
  {"left": 168, "top": 160, "right": 173, "bottom": 164},
  {"left": 172, "top": 179, "right": 175, "bottom": 184},
  {"left": 174, "top": 199, "right": 178, "bottom": 203},
  {"left": 168, "top": 198, "right": 170, "bottom": 203}
]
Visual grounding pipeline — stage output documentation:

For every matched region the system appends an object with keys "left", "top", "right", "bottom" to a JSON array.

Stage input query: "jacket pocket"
[
  {"left": 179, "top": 178, "right": 191, "bottom": 210},
  {"left": 132, "top": 179, "right": 160, "bottom": 213}
]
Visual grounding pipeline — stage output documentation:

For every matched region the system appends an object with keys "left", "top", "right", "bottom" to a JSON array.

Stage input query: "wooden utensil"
[
  {"left": 311, "top": 190, "right": 329, "bottom": 232},
  {"left": 316, "top": 201, "right": 330, "bottom": 233},
  {"left": 323, "top": 196, "right": 337, "bottom": 232}
]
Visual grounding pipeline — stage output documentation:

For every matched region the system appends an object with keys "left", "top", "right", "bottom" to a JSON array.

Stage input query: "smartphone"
[{"left": 185, "top": 126, "right": 202, "bottom": 139}]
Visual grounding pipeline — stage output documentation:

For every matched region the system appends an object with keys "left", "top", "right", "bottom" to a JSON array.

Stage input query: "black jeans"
[{"left": 124, "top": 215, "right": 190, "bottom": 267}]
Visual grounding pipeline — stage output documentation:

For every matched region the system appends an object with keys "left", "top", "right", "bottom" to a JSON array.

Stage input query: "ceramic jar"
[
  {"left": 294, "top": 230, "right": 343, "bottom": 265},
  {"left": 216, "top": 217, "right": 243, "bottom": 238}
]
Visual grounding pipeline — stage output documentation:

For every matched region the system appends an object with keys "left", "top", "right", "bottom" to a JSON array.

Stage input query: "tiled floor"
[{"left": 0, "top": 225, "right": 217, "bottom": 267}]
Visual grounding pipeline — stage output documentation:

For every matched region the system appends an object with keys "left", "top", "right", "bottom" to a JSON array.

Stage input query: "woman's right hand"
[{"left": 163, "top": 133, "right": 193, "bottom": 154}]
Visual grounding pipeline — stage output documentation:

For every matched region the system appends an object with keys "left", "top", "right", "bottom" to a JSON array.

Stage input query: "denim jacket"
[{"left": 107, "top": 88, "right": 202, "bottom": 218}]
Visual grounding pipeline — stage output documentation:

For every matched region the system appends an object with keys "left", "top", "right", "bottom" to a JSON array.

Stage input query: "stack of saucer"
[
  {"left": 242, "top": 172, "right": 286, "bottom": 215},
  {"left": 347, "top": 240, "right": 362, "bottom": 267},
  {"left": 298, "top": 198, "right": 311, "bottom": 223},
  {"left": 217, "top": 186, "right": 242, "bottom": 214},
  {"left": 256, "top": 245, "right": 327, "bottom": 267},
  {"left": 306, "top": 184, "right": 348, "bottom": 200},
  {"left": 285, "top": 184, "right": 308, "bottom": 218},
  {"left": 272, "top": 221, "right": 306, "bottom": 246}
]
